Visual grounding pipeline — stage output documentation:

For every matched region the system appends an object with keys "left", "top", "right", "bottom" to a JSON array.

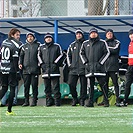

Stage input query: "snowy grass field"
[{"left": 0, "top": 105, "right": 133, "bottom": 133}]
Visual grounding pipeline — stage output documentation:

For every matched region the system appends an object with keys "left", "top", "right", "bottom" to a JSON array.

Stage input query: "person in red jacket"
[{"left": 123, "top": 29, "right": 133, "bottom": 106}]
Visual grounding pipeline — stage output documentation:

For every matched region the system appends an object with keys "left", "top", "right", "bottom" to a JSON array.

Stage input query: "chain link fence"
[{"left": 0, "top": 0, "right": 133, "bottom": 17}]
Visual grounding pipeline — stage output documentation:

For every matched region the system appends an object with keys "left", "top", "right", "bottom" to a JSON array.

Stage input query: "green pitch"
[{"left": 0, "top": 105, "right": 133, "bottom": 133}]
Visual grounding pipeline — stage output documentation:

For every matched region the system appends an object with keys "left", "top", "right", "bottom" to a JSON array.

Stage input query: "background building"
[{"left": 0, "top": 0, "right": 132, "bottom": 18}]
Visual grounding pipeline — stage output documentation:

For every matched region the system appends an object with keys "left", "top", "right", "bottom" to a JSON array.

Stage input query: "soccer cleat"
[{"left": 6, "top": 111, "right": 16, "bottom": 116}]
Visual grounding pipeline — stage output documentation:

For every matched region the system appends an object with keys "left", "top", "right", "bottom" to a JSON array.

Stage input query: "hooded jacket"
[
  {"left": 38, "top": 40, "right": 62, "bottom": 78},
  {"left": 67, "top": 37, "right": 85, "bottom": 75},
  {"left": 105, "top": 37, "right": 120, "bottom": 72},
  {"left": 80, "top": 37, "right": 110, "bottom": 77},
  {"left": 19, "top": 39, "right": 40, "bottom": 74}
]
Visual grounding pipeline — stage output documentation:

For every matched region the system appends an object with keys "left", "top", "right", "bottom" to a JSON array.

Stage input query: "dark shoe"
[
  {"left": 55, "top": 99, "right": 61, "bottom": 106},
  {"left": 116, "top": 102, "right": 122, "bottom": 107},
  {"left": 30, "top": 103, "right": 37, "bottom": 107},
  {"left": 71, "top": 98, "right": 78, "bottom": 106},
  {"left": 104, "top": 101, "right": 109, "bottom": 107},
  {"left": 98, "top": 101, "right": 104, "bottom": 106},
  {"left": 0, "top": 104, "right": 6, "bottom": 107},
  {"left": 22, "top": 103, "right": 29, "bottom": 107},
  {"left": 121, "top": 100, "right": 128, "bottom": 107},
  {"left": 46, "top": 98, "right": 54, "bottom": 107},
  {"left": 86, "top": 100, "right": 94, "bottom": 107},
  {"left": 30, "top": 100, "right": 37, "bottom": 107},
  {"left": 80, "top": 99, "right": 85, "bottom": 106}
]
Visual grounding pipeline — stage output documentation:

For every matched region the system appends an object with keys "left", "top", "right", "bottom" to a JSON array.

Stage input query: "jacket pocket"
[
  {"left": 85, "top": 63, "right": 90, "bottom": 72},
  {"left": 41, "top": 63, "right": 46, "bottom": 72},
  {"left": 51, "top": 64, "right": 58, "bottom": 72}
]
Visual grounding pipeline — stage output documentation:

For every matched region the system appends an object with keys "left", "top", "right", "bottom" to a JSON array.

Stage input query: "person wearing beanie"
[
  {"left": 19, "top": 32, "right": 40, "bottom": 107},
  {"left": 80, "top": 28, "right": 110, "bottom": 107},
  {"left": 122, "top": 29, "right": 133, "bottom": 106},
  {"left": 104, "top": 29, "right": 121, "bottom": 107},
  {"left": 67, "top": 29, "right": 87, "bottom": 106},
  {"left": 38, "top": 33, "right": 63, "bottom": 107}
]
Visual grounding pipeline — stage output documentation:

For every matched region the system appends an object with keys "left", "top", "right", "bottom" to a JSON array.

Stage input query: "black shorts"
[{"left": 1, "top": 73, "right": 18, "bottom": 87}]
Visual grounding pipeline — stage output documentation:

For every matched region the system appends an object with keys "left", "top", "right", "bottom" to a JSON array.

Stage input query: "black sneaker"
[
  {"left": 71, "top": 98, "right": 78, "bottom": 106},
  {"left": 55, "top": 99, "right": 61, "bottom": 106},
  {"left": 116, "top": 102, "right": 122, "bottom": 107},
  {"left": 121, "top": 102, "right": 128, "bottom": 107},
  {"left": 80, "top": 99, "right": 85, "bottom": 106},
  {"left": 46, "top": 98, "right": 54, "bottom": 107},
  {"left": 22, "top": 103, "right": 29, "bottom": 107},
  {"left": 104, "top": 101, "right": 109, "bottom": 107},
  {"left": 86, "top": 100, "right": 94, "bottom": 107}
]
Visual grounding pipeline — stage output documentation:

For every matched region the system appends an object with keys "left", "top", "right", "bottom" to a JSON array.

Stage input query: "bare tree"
[{"left": 114, "top": 0, "right": 119, "bottom": 15}]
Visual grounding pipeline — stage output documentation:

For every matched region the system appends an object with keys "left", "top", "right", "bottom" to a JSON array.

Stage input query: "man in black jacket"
[
  {"left": 0, "top": 28, "right": 21, "bottom": 115},
  {"left": 105, "top": 29, "right": 121, "bottom": 107},
  {"left": 67, "top": 29, "right": 87, "bottom": 106},
  {"left": 19, "top": 32, "right": 40, "bottom": 107},
  {"left": 80, "top": 28, "right": 110, "bottom": 107},
  {"left": 38, "top": 33, "right": 62, "bottom": 106}
]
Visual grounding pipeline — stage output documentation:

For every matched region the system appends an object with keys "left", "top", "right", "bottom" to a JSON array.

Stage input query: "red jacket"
[{"left": 128, "top": 41, "right": 133, "bottom": 65}]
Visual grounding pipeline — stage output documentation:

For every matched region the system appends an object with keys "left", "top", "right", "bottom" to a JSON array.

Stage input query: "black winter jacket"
[
  {"left": 67, "top": 38, "right": 85, "bottom": 75},
  {"left": 19, "top": 40, "right": 40, "bottom": 74},
  {"left": 80, "top": 37, "right": 110, "bottom": 77},
  {"left": 105, "top": 38, "right": 120, "bottom": 72},
  {"left": 38, "top": 42, "right": 62, "bottom": 78}
]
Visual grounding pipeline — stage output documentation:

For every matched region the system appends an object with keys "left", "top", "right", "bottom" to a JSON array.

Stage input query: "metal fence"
[{"left": 0, "top": 0, "right": 133, "bottom": 18}]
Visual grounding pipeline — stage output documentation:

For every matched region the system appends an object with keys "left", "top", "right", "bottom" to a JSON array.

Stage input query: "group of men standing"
[{"left": 0, "top": 27, "right": 133, "bottom": 115}]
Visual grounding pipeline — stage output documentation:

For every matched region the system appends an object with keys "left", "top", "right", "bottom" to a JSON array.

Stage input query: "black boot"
[
  {"left": 86, "top": 100, "right": 94, "bottom": 107},
  {"left": 46, "top": 98, "right": 54, "bottom": 107},
  {"left": 71, "top": 98, "right": 78, "bottom": 106},
  {"left": 55, "top": 99, "right": 61, "bottom": 106},
  {"left": 104, "top": 100, "right": 109, "bottom": 107}
]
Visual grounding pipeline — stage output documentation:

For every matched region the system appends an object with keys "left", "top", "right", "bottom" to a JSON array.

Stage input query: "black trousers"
[
  {"left": 23, "top": 74, "right": 39, "bottom": 103},
  {"left": 44, "top": 77, "right": 61, "bottom": 100},
  {"left": 88, "top": 76, "right": 108, "bottom": 102},
  {"left": 106, "top": 71, "right": 120, "bottom": 100},
  {"left": 124, "top": 66, "right": 133, "bottom": 102},
  {"left": 68, "top": 75, "right": 87, "bottom": 100},
  {"left": 0, "top": 73, "right": 17, "bottom": 112}
]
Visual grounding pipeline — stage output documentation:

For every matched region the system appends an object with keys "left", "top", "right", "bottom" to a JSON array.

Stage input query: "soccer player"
[
  {"left": 122, "top": 29, "right": 133, "bottom": 106},
  {"left": 0, "top": 28, "right": 22, "bottom": 115}
]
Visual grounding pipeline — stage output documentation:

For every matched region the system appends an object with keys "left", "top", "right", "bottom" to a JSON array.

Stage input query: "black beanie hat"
[
  {"left": 105, "top": 29, "right": 114, "bottom": 34},
  {"left": 89, "top": 28, "right": 98, "bottom": 34},
  {"left": 128, "top": 29, "right": 133, "bottom": 35},
  {"left": 26, "top": 32, "right": 35, "bottom": 38},
  {"left": 75, "top": 29, "right": 83, "bottom": 35},
  {"left": 44, "top": 33, "right": 53, "bottom": 39}
]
